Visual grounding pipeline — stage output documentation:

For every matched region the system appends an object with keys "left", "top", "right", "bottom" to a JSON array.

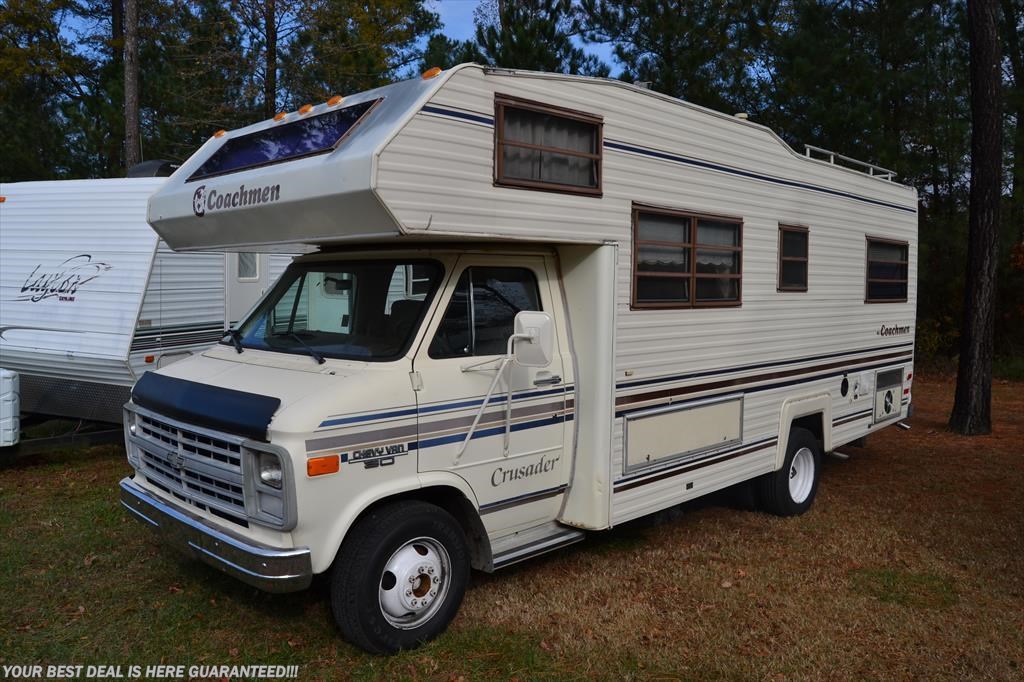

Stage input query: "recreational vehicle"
[
  {"left": 117, "top": 64, "right": 917, "bottom": 654},
  {"left": 0, "top": 178, "right": 294, "bottom": 429}
]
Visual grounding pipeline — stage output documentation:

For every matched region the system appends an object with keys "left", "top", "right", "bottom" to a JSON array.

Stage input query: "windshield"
[{"left": 229, "top": 260, "right": 443, "bottom": 361}]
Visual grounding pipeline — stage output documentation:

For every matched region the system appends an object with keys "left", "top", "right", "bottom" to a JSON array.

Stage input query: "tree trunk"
[
  {"left": 264, "top": 0, "right": 277, "bottom": 118},
  {"left": 112, "top": 0, "right": 124, "bottom": 64},
  {"left": 949, "top": 0, "right": 1002, "bottom": 435},
  {"left": 123, "top": 0, "right": 141, "bottom": 169},
  {"left": 1001, "top": 0, "right": 1023, "bottom": 239}
]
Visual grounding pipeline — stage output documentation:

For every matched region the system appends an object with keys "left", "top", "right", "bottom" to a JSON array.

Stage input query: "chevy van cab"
[{"left": 120, "top": 65, "right": 917, "bottom": 653}]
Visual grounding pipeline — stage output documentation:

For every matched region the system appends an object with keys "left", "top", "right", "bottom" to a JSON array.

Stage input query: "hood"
[{"left": 133, "top": 347, "right": 402, "bottom": 440}]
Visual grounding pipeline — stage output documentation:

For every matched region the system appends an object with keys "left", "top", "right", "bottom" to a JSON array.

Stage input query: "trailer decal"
[
  {"left": 15, "top": 254, "right": 112, "bottom": 303},
  {"left": 614, "top": 437, "right": 778, "bottom": 493},
  {"left": 614, "top": 353, "right": 913, "bottom": 418}
]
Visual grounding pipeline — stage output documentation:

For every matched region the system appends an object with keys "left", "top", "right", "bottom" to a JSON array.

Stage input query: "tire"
[
  {"left": 330, "top": 500, "right": 469, "bottom": 654},
  {"left": 758, "top": 427, "right": 822, "bottom": 516}
]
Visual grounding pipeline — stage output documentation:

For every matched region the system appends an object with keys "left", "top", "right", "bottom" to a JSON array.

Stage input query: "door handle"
[{"left": 533, "top": 374, "right": 562, "bottom": 386}]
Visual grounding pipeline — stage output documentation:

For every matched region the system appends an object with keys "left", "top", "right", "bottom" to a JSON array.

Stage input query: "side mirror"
[{"left": 512, "top": 311, "right": 554, "bottom": 368}]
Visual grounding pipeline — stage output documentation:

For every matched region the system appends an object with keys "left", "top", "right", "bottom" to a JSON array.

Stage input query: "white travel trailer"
[
  {"left": 0, "top": 178, "right": 293, "bottom": 425},
  {"left": 118, "top": 64, "right": 917, "bottom": 654}
]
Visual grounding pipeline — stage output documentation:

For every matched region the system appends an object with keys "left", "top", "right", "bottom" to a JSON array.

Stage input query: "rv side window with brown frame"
[
  {"left": 865, "top": 237, "right": 909, "bottom": 302},
  {"left": 631, "top": 205, "right": 742, "bottom": 309},
  {"left": 494, "top": 95, "right": 602, "bottom": 196},
  {"left": 778, "top": 225, "right": 809, "bottom": 292}
]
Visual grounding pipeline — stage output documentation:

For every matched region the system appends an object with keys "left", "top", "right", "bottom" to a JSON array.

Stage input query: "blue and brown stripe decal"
[{"left": 419, "top": 105, "right": 916, "bottom": 213}]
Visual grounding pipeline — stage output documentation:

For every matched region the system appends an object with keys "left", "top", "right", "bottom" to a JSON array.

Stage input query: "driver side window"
[{"left": 428, "top": 266, "right": 541, "bottom": 359}]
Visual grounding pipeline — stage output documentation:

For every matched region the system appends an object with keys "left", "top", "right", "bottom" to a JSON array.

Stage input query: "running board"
[{"left": 490, "top": 522, "right": 585, "bottom": 570}]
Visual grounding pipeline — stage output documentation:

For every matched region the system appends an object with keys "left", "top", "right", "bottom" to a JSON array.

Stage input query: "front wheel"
[
  {"left": 330, "top": 500, "right": 469, "bottom": 654},
  {"left": 758, "top": 427, "right": 822, "bottom": 516}
]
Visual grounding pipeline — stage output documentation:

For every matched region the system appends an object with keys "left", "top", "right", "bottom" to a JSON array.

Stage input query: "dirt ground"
[{"left": 1, "top": 375, "right": 1021, "bottom": 680}]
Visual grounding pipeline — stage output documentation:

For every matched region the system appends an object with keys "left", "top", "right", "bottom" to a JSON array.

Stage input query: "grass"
[{"left": 1, "top": 376, "right": 1022, "bottom": 680}]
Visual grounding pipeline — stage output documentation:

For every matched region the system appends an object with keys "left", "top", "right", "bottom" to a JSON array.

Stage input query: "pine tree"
[{"left": 950, "top": 0, "right": 1003, "bottom": 434}]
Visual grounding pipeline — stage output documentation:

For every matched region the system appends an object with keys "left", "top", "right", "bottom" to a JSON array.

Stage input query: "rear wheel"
[
  {"left": 758, "top": 427, "right": 821, "bottom": 516},
  {"left": 330, "top": 500, "right": 469, "bottom": 654}
]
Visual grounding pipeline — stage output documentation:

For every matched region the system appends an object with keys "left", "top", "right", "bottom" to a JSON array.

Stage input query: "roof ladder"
[{"left": 804, "top": 144, "right": 897, "bottom": 181}]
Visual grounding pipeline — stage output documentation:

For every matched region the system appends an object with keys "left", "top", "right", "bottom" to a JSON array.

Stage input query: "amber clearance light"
[
  {"left": 307, "top": 455, "right": 340, "bottom": 477},
  {"left": 326, "top": 95, "right": 344, "bottom": 106},
  {"left": 421, "top": 66, "right": 442, "bottom": 79},
  {"left": 298, "top": 103, "right": 313, "bottom": 115},
  {"left": 273, "top": 111, "right": 287, "bottom": 122},
  {"left": 213, "top": 129, "right": 226, "bottom": 138}
]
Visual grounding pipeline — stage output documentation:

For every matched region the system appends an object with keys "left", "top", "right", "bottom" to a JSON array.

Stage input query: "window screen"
[
  {"left": 778, "top": 225, "right": 809, "bottom": 291},
  {"left": 866, "top": 238, "right": 909, "bottom": 302},
  {"left": 633, "top": 207, "right": 742, "bottom": 308},
  {"left": 188, "top": 99, "right": 379, "bottom": 181},
  {"left": 495, "top": 96, "right": 602, "bottom": 195},
  {"left": 429, "top": 267, "right": 542, "bottom": 358}
]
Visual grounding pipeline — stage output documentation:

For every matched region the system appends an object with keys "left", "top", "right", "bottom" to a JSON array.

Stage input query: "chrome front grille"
[{"left": 132, "top": 412, "right": 248, "bottom": 525}]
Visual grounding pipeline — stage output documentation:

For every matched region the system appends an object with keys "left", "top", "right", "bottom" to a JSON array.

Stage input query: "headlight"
[{"left": 258, "top": 451, "right": 282, "bottom": 489}]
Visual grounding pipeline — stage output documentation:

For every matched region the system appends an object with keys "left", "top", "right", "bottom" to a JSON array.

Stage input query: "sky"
[{"left": 429, "top": 0, "right": 620, "bottom": 69}]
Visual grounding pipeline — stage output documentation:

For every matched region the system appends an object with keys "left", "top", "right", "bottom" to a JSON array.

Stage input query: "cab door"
[{"left": 413, "top": 255, "right": 571, "bottom": 533}]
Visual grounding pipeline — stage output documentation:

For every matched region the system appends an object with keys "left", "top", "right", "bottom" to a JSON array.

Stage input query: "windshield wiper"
[
  {"left": 274, "top": 332, "right": 325, "bottom": 365},
  {"left": 222, "top": 328, "right": 244, "bottom": 354}
]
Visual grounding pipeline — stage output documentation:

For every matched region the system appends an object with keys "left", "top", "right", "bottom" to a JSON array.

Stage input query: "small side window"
[
  {"left": 866, "top": 237, "right": 909, "bottom": 302},
  {"left": 237, "top": 252, "right": 259, "bottom": 281},
  {"left": 429, "top": 267, "right": 542, "bottom": 359},
  {"left": 495, "top": 95, "right": 602, "bottom": 196},
  {"left": 778, "top": 225, "right": 809, "bottom": 292}
]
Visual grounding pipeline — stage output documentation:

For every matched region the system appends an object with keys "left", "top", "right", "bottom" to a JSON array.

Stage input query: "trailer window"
[
  {"left": 632, "top": 206, "right": 742, "bottom": 308},
  {"left": 866, "top": 237, "right": 909, "bottom": 302},
  {"left": 237, "top": 252, "right": 259, "bottom": 281},
  {"left": 187, "top": 98, "right": 380, "bottom": 182},
  {"left": 778, "top": 225, "right": 808, "bottom": 292},
  {"left": 494, "top": 95, "right": 602, "bottom": 196},
  {"left": 429, "top": 267, "right": 542, "bottom": 359}
]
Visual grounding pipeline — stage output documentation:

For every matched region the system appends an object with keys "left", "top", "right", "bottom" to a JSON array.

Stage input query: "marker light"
[
  {"left": 0, "top": 196, "right": 6, "bottom": 203},
  {"left": 144, "top": 355, "right": 155, "bottom": 364},
  {"left": 299, "top": 104, "right": 313, "bottom": 114},
  {"left": 274, "top": 111, "right": 287, "bottom": 121},
  {"left": 307, "top": 455, "right": 340, "bottom": 477},
  {"left": 213, "top": 129, "right": 226, "bottom": 138},
  {"left": 327, "top": 95, "right": 343, "bottom": 106},
  {"left": 421, "top": 66, "right": 442, "bottom": 79}
]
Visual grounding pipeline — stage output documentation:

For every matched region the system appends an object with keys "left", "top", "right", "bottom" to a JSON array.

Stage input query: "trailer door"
[
  {"left": 225, "top": 252, "right": 269, "bottom": 326},
  {"left": 413, "top": 255, "right": 570, "bottom": 531}
]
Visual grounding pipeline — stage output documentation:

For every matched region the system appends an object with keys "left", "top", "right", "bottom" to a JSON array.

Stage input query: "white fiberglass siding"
[
  {"left": 377, "top": 66, "right": 917, "bottom": 527},
  {"left": 0, "top": 178, "right": 165, "bottom": 383}
]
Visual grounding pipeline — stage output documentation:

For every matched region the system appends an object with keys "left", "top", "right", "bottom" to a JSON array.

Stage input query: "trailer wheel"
[
  {"left": 758, "top": 427, "right": 821, "bottom": 516},
  {"left": 329, "top": 500, "right": 469, "bottom": 654}
]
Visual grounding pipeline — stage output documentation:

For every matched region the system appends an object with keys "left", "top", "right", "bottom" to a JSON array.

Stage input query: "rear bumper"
[{"left": 119, "top": 477, "right": 312, "bottom": 593}]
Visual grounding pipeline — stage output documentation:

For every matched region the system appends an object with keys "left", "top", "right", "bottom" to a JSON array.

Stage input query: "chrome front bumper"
[{"left": 119, "top": 477, "right": 312, "bottom": 593}]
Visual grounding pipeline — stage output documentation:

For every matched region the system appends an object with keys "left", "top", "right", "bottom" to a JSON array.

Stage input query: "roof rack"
[{"left": 804, "top": 144, "right": 897, "bottom": 181}]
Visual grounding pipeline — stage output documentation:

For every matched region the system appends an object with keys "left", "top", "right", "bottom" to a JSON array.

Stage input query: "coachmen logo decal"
[{"left": 192, "top": 182, "right": 281, "bottom": 217}]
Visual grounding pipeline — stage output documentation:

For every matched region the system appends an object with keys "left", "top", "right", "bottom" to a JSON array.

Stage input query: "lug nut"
[{"left": 427, "top": 567, "right": 434, "bottom": 574}]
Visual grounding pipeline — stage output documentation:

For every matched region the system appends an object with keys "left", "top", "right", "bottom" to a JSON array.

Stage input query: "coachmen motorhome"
[
  {"left": 118, "top": 64, "right": 917, "bottom": 654},
  {"left": 0, "top": 178, "right": 294, "bottom": 430}
]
